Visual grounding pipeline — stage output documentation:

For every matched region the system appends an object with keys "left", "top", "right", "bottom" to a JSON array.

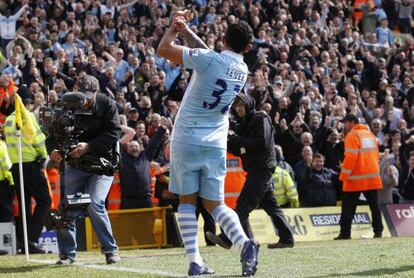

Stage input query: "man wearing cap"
[
  {"left": 48, "top": 74, "right": 122, "bottom": 264},
  {"left": 335, "top": 113, "right": 383, "bottom": 240}
]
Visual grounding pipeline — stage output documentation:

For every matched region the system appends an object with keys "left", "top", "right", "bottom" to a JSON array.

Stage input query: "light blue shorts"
[{"left": 169, "top": 141, "right": 226, "bottom": 201}]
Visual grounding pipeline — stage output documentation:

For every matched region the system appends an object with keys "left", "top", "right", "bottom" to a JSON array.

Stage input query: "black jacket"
[
  {"left": 228, "top": 93, "right": 276, "bottom": 172},
  {"left": 399, "top": 168, "right": 414, "bottom": 200},
  {"left": 46, "top": 93, "right": 121, "bottom": 160},
  {"left": 302, "top": 166, "right": 340, "bottom": 207}
]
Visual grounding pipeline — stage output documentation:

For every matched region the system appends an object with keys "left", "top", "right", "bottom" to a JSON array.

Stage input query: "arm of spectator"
[
  {"left": 11, "top": 4, "right": 28, "bottom": 20},
  {"left": 359, "top": 102, "right": 372, "bottom": 124},
  {"left": 389, "top": 164, "right": 399, "bottom": 188},
  {"left": 145, "top": 126, "right": 167, "bottom": 160},
  {"left": 282, "top": 80, "right": 296, "bottom": 98},
  {"left": 17, "top": 35, "right": 34, "bottom": 58},
  {"left": 302, "top": 158, "right": 313, "bottom": 192},
  {"left": 117, "top": 0, "right": 139, "bottom": 10},
  {"left": 102, "top": 51, "right": 116, "bottom": 64},
  {"left": 120, "top": 125, "right": 136, "bottom": 147}
]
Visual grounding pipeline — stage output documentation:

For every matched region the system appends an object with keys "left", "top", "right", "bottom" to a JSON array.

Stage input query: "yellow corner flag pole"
[{"left": 15, "top": 94, "right": 30, "bottom": 261}]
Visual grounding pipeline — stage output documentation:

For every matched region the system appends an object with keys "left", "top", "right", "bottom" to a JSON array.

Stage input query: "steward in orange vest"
[
  {"left": 224, "top": 152, "right": 245, "bottom": 209},
  {"left": 335, "top": 114, "right": 383, "bottom": 240},
  {"left": 0, "top": 76, "right": 17, "bottom": 125}
]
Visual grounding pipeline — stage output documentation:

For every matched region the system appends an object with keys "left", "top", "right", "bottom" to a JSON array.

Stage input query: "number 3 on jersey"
[{"left": 203, "top": 79, "right": 241, "bottom": 114}]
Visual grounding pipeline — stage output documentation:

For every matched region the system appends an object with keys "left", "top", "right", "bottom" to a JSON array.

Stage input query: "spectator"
[
  {"left": 0, "top": 3, "right": 28, "bottom": 50},
  {"left": 398, "top": 152, "right": 414, "bottom": 203},
  {"left": 379, "top": 149, "right": 399, "bottom": 204},
  {"left": 395, "top": 0, "right": 414, "bottom": 33},
  {"left": 120, "top": 124, "right": 167, "bottom": 209},
  {"left": 376, "top": 18, "right": 393, "bottom": 46},
  {"left": 294, "top": 145, "right": 314, "bottom": 202},
  {"left": 302, "top": 153, "right": 340, "bottom": 207}
]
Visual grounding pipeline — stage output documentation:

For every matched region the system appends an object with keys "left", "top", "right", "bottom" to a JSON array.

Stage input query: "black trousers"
[
  {"left": 221, "top": 170, "right": 294, "bottom": 245},
  {"left": 12, "top": 162, "right": 52, "bottom": 244},
  {"left": 196, "top": 198, "right": 216, "bottom": 246},
  {"left": 0, "top": 180, "right": 13, "bottom": 222},
  {"left": 339, "top": 190, "right": 384, "bottom": 236},
  {"left": 121, "top": 195, "right": 153, "bottom": 209}
]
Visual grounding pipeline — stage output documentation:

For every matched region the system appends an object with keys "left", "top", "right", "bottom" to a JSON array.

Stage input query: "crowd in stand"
[{"left": 1, "top": 0, "right": 414, "bottom": 210}]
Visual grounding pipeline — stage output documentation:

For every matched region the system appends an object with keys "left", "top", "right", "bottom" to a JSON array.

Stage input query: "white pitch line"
[{"left": 30, "top": 259, "right": 184, "bottom": 277}]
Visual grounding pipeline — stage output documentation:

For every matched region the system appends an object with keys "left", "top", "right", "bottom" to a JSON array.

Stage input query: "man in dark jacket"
[
  {"left": 120, "top": 126, "right": 166, "bottom": 209},
  {"left": 302, "top": 153, "right": 340, "bottom": 207},
  {"left": 399, "top": 153, "right": 414, "bottom": 202},
  {"left": 207, "top": 93, "right": 294, "bottom": 249}
]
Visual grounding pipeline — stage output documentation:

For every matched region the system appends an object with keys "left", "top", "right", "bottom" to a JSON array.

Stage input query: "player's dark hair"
[{"left": 226, "top": 21, "right": 253, "bottom": 53}]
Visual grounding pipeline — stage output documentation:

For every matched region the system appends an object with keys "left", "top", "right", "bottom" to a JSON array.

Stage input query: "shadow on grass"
[
  {"left": 0, "top": 264, "right": 64, "bottom": 274},
  {"left": 310, "top": 265, "right": 414, "bottom": 277}
]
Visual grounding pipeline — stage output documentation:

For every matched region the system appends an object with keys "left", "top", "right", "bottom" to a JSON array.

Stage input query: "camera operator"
[
  {"left": 4, "top": 104, "right": 51, "bottom": 254},
  {"left": 48, "top": 75, "right": 121, "bottom": 265}
]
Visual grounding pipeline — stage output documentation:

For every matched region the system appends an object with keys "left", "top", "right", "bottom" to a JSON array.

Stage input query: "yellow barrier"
[
  {"left": 193, "top": 206, "right": 392, "bottom": 245},
  {"left": 85, "top": 207, "right": 168, "bottom": 251}
]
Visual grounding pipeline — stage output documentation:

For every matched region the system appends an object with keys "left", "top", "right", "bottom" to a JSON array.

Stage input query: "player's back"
[{"left": 172, "top": 48, "right": 248, "bottom": 149}]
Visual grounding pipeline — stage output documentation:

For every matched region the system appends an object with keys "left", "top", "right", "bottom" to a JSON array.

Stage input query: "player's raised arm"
[
  {"left": 177, "top": 10, "right": 208, "bottom": 50},
  {"left": 156, "top": 12, "right": 186, "bottom": 65}
]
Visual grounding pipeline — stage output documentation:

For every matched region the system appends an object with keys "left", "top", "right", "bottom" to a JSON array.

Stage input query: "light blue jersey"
[{"left": 171, "top": 48, "right": 248, "bottom": 149}]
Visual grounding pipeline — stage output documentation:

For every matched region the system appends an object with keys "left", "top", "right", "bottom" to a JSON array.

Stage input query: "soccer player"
[{"left": 157, "top": 11, "right": 259, "bottom": 277}]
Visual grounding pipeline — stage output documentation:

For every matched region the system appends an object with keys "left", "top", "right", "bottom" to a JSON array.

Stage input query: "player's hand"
[
  {"left": 50, "top": 150, "right": 62, "bottom": 163},
  {"left": 172, "top": 10, "right": 193, "bottom": 32},
  {"left": 68, "top": 143, "right": 90, "bottom": 159}
]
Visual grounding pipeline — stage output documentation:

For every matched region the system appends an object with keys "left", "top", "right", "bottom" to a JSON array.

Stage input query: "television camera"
[{"left": 39, "top": 92, "right": 94, "bottom": 230}]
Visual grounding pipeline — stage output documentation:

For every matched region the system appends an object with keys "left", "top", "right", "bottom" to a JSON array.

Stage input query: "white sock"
[
  {"left": 212, "top": 204, "right": 249, "bottom": 252},
  {"left": 177, "top": 204, "right": 203, "bottom": 265}
]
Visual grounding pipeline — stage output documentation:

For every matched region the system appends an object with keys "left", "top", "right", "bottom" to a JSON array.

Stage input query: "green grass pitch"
[{"left": 1, "top": 237, "right": 414, "bottom": 277}]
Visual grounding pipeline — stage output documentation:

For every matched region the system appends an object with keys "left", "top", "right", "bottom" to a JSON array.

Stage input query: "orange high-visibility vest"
[
  {"left": 151, "top": 162, "right": 169, "bottom": 205},
  {"left": 353, "top": 0, "right": 375, "bottom": 24},
  {"left": 46, "top": 168, "right": 60, "bottom": 209},
  {"left": 340, "top": 124, "right": 382, "bottom": 192},
  {"left": 107, "top": 171, "right": 121, "bottom": 210},
  {"left": 0, "top": 80, "right": 16, "bottom": 124},
  {"left": 224, "top": 153, "right": 246, "bottom": 209}
]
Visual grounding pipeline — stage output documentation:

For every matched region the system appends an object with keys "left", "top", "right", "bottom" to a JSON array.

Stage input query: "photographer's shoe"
[
  {"left": 56, "top": 256, "right": 76, "bottom": 265},
  {"left": 105, "top": 253, "right": 121, "bottom": 264}
]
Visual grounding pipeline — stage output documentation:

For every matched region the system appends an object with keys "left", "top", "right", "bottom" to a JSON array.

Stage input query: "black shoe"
[
  {"left": 105, "top": 253, "right": 121, "bottom": 264},
  {"left": 334, "top": 234, "right": 351, "bottom": 240},
  {"left": 28, "top": 241, "right": 46, "bottom": 254},
  {"left": 374, "top": 232, "right": 382, "bottom": 238},
  {"left": 205, "top": 232, "right": 232, "bottom": 250},
  {"left": 0, "top": 249, "right": 8, "bottom": 256},
  {"left": 56, "top": 255, "right": 76, "bottom": 265},
  {"left": 267, "top": 242, "right": 294, "bottom": 249}
]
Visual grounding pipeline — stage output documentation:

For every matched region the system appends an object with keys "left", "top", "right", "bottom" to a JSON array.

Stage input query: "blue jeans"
[{"left": 57, "top": 166, "right": 118, "bottom": 259}]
